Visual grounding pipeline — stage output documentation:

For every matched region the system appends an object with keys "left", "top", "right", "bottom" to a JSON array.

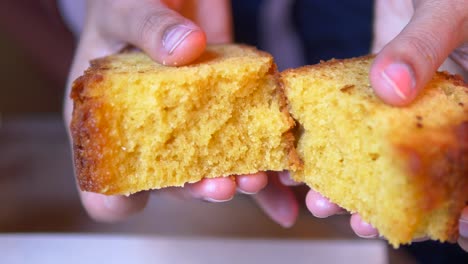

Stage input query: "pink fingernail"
[
  {"left": 381, "top": 62, "right": 416, "bottom": 101},
  {"left": 162, "top": 25, "right": 196, "bottom": 54}
]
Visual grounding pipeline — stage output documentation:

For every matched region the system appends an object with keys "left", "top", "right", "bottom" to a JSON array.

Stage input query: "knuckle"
[
  {"left": 403, "top": 29, "right": 442, "bottom": 67},
  {"left": 137, "top": 8, "right": 178, "bottom": 45},
  {"left": 137, "top": 12, "right": 158, "bottom": 45}
]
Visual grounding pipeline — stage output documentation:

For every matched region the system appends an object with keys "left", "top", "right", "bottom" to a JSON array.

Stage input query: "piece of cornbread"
[
  {"left": 283, "top": 56, "right": 468, "bottom": 247},
  {"left": 71, "top": 44, "right": 302, "bottom": 195}
]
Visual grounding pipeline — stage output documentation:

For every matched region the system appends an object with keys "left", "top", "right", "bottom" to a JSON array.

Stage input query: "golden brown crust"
[
  {"left": 71, "top": 54, "right": 109, "bottom": 192},
  {"left": 71, "top": 74, "right": 109, "bottom": 192},
  {"left": 437, "top": 71, "right": 468, "bottom": 88},
  {"left": 395, "top": 121, "right": 468, "bottom": 242},
  {"left": 282, "top": 54, "right": 377, "bottom": 76}
]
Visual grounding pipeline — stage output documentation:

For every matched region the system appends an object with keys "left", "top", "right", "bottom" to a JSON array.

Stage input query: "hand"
[
  {"left": 459, "top": 208, "right": 468, "bottom": 252},
  {"left": 305, "top": 0, "right": 468, "bottom": 250},
  {"left": 64, "top": 0, "right": 266, "bottom": 222}
]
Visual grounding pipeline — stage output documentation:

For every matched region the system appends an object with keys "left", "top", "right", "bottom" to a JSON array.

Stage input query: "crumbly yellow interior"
[
  {"left": 77, "top": 45, "right": 295, "bottom": 194},
  {"left": 283, "top": 57, "right": 467, "bottom": 247}
]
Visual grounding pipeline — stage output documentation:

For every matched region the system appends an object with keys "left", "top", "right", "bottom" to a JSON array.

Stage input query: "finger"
[
  {"left": 350, "top": 213, "right": 379, "bottom": 238},
  {"left": 450, "top": 43, "right": 468, "bottom": 71},
  {"left": 101, "top": 0, "right": 206, "bottom": 66},
  {"left": 459, "top": 207, "right": 468, "bottom": 252},
  {"left": 305, "top": 189, "right": 345, "bottom": 218},
  {"left": 459, "top": 237, "right": 468, "bottom": 252},
  {"left": 195, "top": 0, "right": 233, "bottom": 43},
  {"left": 80, "top": 191, "right": 149, "bottom": 222},
  {"left": 187, "top": 177, "right": 236, "bottom": 202},
  {"left": 278, "top": 171, "right": 302, "bottom": 186},
  {"left": 252, "top": 172, "right": 299, "bottom": 228},
  {"left": 236, "top": 172, "right": 268, "bottom": 195},
  {"left": 370, "top": 0, "right": 467, "bottom": 106}
]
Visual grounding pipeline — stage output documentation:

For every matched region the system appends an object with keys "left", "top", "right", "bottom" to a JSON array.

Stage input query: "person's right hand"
[
  {"left": 64, "top": 0, "right": 299, "bottom": 226},
  {"left": 302, "top": 0, "right": 468, "bottom": 251}
]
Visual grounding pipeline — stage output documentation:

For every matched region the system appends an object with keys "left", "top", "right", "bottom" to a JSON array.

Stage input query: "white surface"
[{"left": 0, "top": 234, "right": 387, "bottom": 264}]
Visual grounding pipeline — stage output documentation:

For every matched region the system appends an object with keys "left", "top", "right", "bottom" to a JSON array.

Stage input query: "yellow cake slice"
[
  {"left": 71, "top": 44, "right": 302, "bottom": 195},
  {"left": 282, "top": 56, "right": 468, "bottom": 247}
]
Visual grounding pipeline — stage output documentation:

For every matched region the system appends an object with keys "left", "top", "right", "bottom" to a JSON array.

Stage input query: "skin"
[{"left": 65, "top": 0, "right": 467, "bottom": 251}]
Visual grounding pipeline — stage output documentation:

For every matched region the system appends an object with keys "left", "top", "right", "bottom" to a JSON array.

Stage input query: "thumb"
[
  {"left": 370, "top": 0, "right": 467, "bottom": 106},
  {"left": 101, "top": 0, "right": 206, "bottom": 66}
]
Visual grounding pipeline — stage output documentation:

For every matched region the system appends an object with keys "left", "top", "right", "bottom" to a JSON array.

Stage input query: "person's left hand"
[{"left": 303, "top": 0, "right": 468, "bottom": 251}]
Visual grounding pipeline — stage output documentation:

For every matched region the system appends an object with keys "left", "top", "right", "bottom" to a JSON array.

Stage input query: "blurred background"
[{"left": 0, "top": 1, "right": 466, "bottom": 263}]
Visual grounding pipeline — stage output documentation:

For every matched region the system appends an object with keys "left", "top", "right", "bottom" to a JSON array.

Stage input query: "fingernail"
[
  {"left": 358, "top": 234, "right": 379, "bottom": 239},
  {"left": 163, "top": 25, "right": 196, "bottom": 54},
  {"left": 460, "top": 218, "right": 468, "bottom": 238},
  {"left": 280, "top": 220, "right": 295, "bottom": 229},
  {"left": 203, "top": 196, "right": 233, "bottom": 203},
  {"left": 237, "top": 188, "right": 258, "bottom": 195},
  {"left": 104, "top": 195, "right": 121, "bottom": 210},
  {"left": 381, "top": 62, "right": 416, "bottom": 100}
]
